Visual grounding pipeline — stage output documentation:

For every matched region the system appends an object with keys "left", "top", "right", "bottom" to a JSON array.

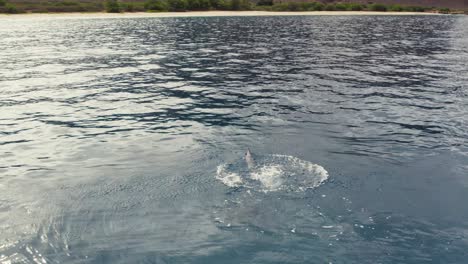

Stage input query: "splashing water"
[
  {"left": 216, "top": 154, "right": 329, "bottom": 192},
  {"left": 216, "top": 165, "right": 243, "bottom": 188}
]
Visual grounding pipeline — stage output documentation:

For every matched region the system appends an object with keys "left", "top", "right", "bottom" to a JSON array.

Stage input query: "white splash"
[
  {"left": 250, "top": 164, "right": 284, "bottom": 191},
  {"left": 216, "top": 164, "right": 243, "bottom": 187},
  {"left": 216, "top": 154, "right": 329, "bottom": 192},
  {"left": 272, "top": 154, "right": 329, "bottom": 191}
]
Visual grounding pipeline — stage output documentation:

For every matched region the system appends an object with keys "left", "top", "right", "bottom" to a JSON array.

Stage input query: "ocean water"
[{"left": 1, "top": 14, "right": 467, "bottom": 263}]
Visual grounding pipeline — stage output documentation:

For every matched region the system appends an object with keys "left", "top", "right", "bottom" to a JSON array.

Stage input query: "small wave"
[{"left": 216, "top": 154, "right": 328, "bottom": 192}]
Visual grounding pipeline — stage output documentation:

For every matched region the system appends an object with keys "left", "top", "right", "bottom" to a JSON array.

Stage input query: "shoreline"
[{"left": 0, "top": 11, "right": 443, "bottom": 19}]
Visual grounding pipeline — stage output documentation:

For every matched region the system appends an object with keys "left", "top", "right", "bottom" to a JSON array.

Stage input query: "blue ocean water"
[{"left": 0, "top": 14, "right": 467, "bottom": 263}]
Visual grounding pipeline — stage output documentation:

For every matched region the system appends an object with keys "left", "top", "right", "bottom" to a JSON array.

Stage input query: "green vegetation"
[
  {"left": 142, "top": 0, "right": 250, "bottom": 11},
  {"left": 438, "top": 7, "right": 450, "bottom": 14},
  {"left": 389, "top": 4, "right": 404, "bottom": 11},
  {"left": 323, "top": 3, "right": 334, "bottom": 11},
  {"left": 349, "top": 3, "right": 363, "bottom": 11},
  {"left": 0, "top": 0, "right": 457, "bottom": 14},
  {"left": 0, "top": 0, "right": 23, "bottom": 13},
  {"left": 369, "top": 3, "right": 387, "bottom": 11},
  {"left": 121, "top": 2, "right": 135, "bottom": 11},
  {"left": 144, "top": 0, "right": 168, "bottom": 11},
  {"left": 106, "top": 0, "right": 121, "bottom": 12},
  {"left": 168, "top": 0, "right": 188, "bottom": 11},
  {"left": 271, "top": 2, "right": 331, "bottom": 12},
  {"left": 0, "top": 0, "right": 105, "bottom": 13},
  {"left": 230, "top": 0, "right": 252, "bottom": 10},
  {"left": 5, "top": 3, "right": 21, "bottom": 13},
  {"left": 334, "top": 3, "right": 347, "bottom": 11},
  {"left": 266, "top": 2, "right": 434, "bottom": 12},
  {"left": 257, "top": 0, "right": 272, "bottom": 6}
]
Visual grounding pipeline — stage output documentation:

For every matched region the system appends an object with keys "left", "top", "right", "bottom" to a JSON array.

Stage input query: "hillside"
[
  {"left": 1, "top": 0, "right": 466, "bottom": 13},
  {"left": 274, "top": 0, "right": 467, "bottom": 9}
]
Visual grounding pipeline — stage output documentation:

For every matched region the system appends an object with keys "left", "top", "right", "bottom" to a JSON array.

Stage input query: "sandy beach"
[{"left": 0, "top": 10, "right": 441, "bottom": 19}]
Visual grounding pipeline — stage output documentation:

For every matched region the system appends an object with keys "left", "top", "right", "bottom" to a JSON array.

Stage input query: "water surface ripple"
[{"left": 1, "top": 15, "right": 468, "bottom": 263}]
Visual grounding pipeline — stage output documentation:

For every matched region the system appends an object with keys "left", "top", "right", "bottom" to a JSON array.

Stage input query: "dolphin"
[{"left": 244, "top": 148, "right": 255, "bottom": 170}]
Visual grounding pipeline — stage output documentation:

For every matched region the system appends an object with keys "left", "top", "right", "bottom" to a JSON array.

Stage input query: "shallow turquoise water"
[{"left": 1, "top": 15, "right": 468, "bottom": 263}]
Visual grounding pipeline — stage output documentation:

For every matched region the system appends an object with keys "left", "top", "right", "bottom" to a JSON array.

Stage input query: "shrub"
[
  {"left": 257, "top": 0, "right": 273, "bottom": 6},
  {"left": 56, "top": 1, "right": 80, "bottom": 6},
  {"left": 389, "top": 4, "right": 403, "bottom": 11},
  {"left": 334, "top": 3, "right": 347, "bottom": 11},
  {"left": 324, "top": 3, "right": 335, "bottom": 11},
  {"left": 145, "top": 0, "right": 169, "bottom": 11},
  {"left": 121, "top": 3, "right": 135, "bottom": 12},
  {"left": 272, "top": 2, "right": 307, "bottom": 11},
  {"left": 229, "top": 0, "right": 250, "bottom": 10},
  {"left": 405, "top": 6, "right": 426, "bottom": 12},
  {"left": 300, "top": 2, "right": 315, "bottom": 10},
  {"left": 312, "top": 2, "right": 324, "bottom": 11},
  {"left": 199, "top": 0, "right": 212, "bottom": 9},
  {"left": 230, "top": 0, "right": 240, "bottom": 10},
  {"left": 216, "top": 0, "right": 231, "bottom": 10},
  {"left": 209, "top": 0, "right": 219, "bottom": 7},
  {"left": 187, "top": 0, "right": 211, "bottom": 10},
  {"left": 255, "top": 5, "right": 272, "bottom": 10},
  {"left": 287, "top": 2, "right": 302, "bottom": 11},
  {"left": 438, "top": 7, "right": 450, "bottom": 14},
  {"left": 48, "top": 5, "right": 86, "bottom": 12},
  {"left": 86, "top": 2, "right": 105, "bottom": 11},
  {"left": 105, "top": 0, "right": 121, "bottom": 12},
  {"left": 241, "top": 0, "right": 252, "bottom": 10},
  {"left": 4, "top": 3, "right": 22, "bottom": 13},
  {"left": 0, "top": 0, "right": 6, "bottom": 6},
  {"left": 190, "top": 0, "right": 201, "bottom": 9},
  {"left": 349, "top": 3, "right": 363, "bottom": 11},
  {"left": 271, "top": 3, "right": 287, "bottom": 11},
  {"left": 31, "top": 8, "right": 49, "bottom": 13},
  {"left": 369, "top": 3, "right": 387, "bottom": 11},
  {"left": 168, "top": 0, "right": 188, "bottom": 11}
]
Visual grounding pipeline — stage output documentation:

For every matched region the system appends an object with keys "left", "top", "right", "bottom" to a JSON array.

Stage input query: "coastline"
[{"left": 0, "top": 11, "right": 442, "bottom": 19}]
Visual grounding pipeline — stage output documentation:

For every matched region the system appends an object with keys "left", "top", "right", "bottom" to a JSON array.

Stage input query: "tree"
[
  {"left": 257, "top": 0, "right": 273, "bottom": 6},
  {"left": 188, "top": 0, "right": 201, "bottom": 10},
  {"left": 230, "top": 0, "right": 250, "bottom": 10},
  {"left": 144, "top": 0, "right": 169, "bottom": 11},
  {"left": 122, "top": 2, "right": 135, "bottom": 12},
  {"left": 198, "top": 0, "right": 211, "bottom": 9},
  {"left": 4, "top": 3, "right": 21, "bottom": 13},
  {"left": 209, "top": 0, "right": 220, "bottom": 9},
  {"left": 349, "top": 3, "right": 363, "bottom": 11},
  {"left": 438, "top": 7, "right": 450, "bottom": 14},
  {"left": 169, "top": 0, "right": 188, "bottom": 11},
  {"left": 389, "top": 4, "right": 403, "bottom": 11},
  {"left": 324, "top": 3, "right": 335, "bottom": 11},
  {"left": 106, "top": 0, "right": 121, "bottom": 12},
  {"left": 369, "top": 3, "right": 387, "bottom": 12},
  {"left": 217, "top": 0, "right": 230, "bottom": 10},
  {"left": 334, "top": 3, "right": 347, "bottom": 11},
  {"left": 313, "top": 2, "right": 324, "bottom": 11}
]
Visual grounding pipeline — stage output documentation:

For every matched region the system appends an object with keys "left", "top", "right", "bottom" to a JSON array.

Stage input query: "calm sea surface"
[{"left": 1, "top": 14, "right": 468, "bottom": 263}]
